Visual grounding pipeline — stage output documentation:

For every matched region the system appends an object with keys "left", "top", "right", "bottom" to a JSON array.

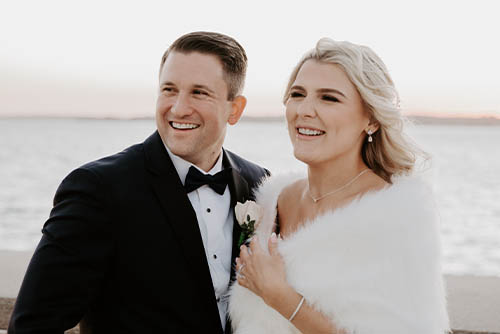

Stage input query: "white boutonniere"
[{"left": 235, "top": 200, "right": 264, "bottom": 247}]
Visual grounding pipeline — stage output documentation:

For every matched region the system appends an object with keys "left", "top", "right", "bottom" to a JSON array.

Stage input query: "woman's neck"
[{"left": 307, "top": 154, "right": 368, "bottom": 198}]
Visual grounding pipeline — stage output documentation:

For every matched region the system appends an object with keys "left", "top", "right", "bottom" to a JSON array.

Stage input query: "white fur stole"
[{"left": 228, "top": 172, "right": 450, "bottom": 334}]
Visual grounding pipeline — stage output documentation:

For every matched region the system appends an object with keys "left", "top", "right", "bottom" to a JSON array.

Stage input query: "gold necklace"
[{"left": 308, "top": 169, "right": 370, "bottom": 203}]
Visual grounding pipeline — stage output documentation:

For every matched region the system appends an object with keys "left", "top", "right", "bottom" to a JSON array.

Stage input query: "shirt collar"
[{"left": 165, "top": 145, "right": 224, "bottom": 186}]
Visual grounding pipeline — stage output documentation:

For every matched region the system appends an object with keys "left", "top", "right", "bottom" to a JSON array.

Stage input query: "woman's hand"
[
  {"left": 235, "top": 233, "right": 289, "bottom": 306},
  {"left": 236, "top": 233, "right": 344, "bottom": 334}
]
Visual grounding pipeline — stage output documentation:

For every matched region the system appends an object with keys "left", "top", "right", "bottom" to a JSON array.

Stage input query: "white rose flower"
[{"left": 235, "top": 200, "right": 264, "bottom": 229}]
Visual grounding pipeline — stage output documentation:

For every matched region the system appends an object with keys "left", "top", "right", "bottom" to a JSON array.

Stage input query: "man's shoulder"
[
  {"left": 79, "top": 141, "right": 144, "bottom": 176},
  {"left": 224, "top": 149, "right": 270, "bottom": 183},
  {"left": 67, "top": 131, "right": 162, "bottom": 186},
  {"left": 64, "top": 131, "right": 165, "bottom": 184}
]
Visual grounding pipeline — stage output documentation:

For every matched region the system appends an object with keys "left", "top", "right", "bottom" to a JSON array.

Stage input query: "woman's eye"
[
  {"left": 322, "top": 95, "right": 339, "bottom": 102},
  {"left": 290, "top": 91, "right": 304, "bottom": 98}
]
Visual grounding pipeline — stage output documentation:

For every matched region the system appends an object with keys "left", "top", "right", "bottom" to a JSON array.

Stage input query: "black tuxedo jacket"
[{"left": 9, "top": 131, "right": 269, "bottom": 334}]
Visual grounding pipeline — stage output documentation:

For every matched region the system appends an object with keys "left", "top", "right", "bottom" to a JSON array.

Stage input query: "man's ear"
[{"left": 227, "top": 96, "right": 247, "bottom": 125}]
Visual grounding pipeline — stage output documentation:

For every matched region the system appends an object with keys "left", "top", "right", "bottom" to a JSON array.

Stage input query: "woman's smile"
[{"left": 296, "top": 126, "right": 326, "bottom": 140}]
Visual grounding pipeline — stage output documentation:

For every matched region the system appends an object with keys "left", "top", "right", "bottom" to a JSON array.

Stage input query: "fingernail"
[{"left": 271, "top": 232, "right": 277, "bottom": 242}]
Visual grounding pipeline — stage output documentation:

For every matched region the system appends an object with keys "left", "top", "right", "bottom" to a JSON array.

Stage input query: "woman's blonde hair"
[{"left": 284, "top": 38, "right": 427, "bottom": 182}]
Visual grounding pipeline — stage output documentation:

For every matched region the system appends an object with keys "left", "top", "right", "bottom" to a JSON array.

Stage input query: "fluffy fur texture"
[{"left": 229, "top": 172, "right": 450, "bottom": 334}]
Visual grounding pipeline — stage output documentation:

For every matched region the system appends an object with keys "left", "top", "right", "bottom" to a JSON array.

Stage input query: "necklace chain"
[{"left": 308, "top": 169, "right": 370, "bottom": 203}]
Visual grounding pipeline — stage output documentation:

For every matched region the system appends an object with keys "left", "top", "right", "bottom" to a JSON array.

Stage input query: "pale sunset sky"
[{"left": 1, "top": 0, "right": 499, "bottom": 118}]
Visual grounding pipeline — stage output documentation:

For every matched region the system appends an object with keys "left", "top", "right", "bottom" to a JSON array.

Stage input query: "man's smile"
[{"left": 169, "top": 121, "right": 200, "bottom": 130}]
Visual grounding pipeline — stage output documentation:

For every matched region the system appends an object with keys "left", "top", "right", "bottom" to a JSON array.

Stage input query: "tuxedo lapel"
[
  {"left": 143, "top": 132, "right": 222, "bottom": 331},
  {"left": 222, "top": 150, "right": 250, "bottom": 280}
]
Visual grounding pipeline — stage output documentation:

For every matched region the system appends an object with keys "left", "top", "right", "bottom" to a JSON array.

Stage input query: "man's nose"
[{"left": 170, "top": 93, "right": 193, "bottom": 117}]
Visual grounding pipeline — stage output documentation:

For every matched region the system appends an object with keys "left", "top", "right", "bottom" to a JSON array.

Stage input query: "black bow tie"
[{"left": 184, "top": 166, "right": 232, "bottom": 195}]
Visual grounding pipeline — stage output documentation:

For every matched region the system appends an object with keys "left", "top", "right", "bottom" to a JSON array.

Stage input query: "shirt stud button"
[
  {"left": 213, "top": 254, "right": 217, "bottom": 259},
  {"left": 207, "top": 208, "right": 211, "bottom": 213}
]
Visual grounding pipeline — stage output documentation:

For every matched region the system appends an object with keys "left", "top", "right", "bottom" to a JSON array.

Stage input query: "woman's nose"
[{"left": 296, "top": 99, "right": 316, "bottom": 118}]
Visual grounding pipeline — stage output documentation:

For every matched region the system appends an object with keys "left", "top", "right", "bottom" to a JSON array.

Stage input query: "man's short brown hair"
[{"left": 159, "top": 31, "right": 248, "bottom": 100}]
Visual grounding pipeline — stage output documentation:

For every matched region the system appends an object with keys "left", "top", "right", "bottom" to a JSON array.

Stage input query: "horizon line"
[{"left": 2, "top": 112, "right": 500, "bottom": 123}]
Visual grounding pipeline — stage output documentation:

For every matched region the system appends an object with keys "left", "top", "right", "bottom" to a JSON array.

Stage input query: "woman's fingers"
[
  {"left": 268, "top": 232, "right": 279, "bottom": 256},
  {"left": 239, "top": 244, "right": 250, "bottom": 260},
  {"left": 235, "top": 257, "right": 242, "bottom": 271},
  {"left": 237, "top": 248, "right": 250, "bottom": 275},
  {"left": 236, "top": 234, "right": 287, "bottom": 298},
  {"left": 250, "top": 235, "right": 271, "bottom": 257},
  {"left": 237, "top": 273, "right": 248, "bottom": 287},
  {"left": 236, "top": 256, "right": 251, "bottom": 288},
  {"left": 249, "top": 235, "right": 261, "bottom": 254}
]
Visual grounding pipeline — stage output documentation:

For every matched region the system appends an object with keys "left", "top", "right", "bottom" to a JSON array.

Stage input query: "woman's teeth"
[
  {"left": 171, "top": 122, "right": 200, "bottom": 130},
  {"left": 297, "top": 128, "right": 325, "bottom": 136}
]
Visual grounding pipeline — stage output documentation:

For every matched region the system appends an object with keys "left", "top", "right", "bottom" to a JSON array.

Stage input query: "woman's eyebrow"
[{"left": 317, "top": 88, "right": 346, "bottom": 98}]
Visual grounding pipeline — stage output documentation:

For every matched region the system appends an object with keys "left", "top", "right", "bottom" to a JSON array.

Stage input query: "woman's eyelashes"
[
  {"left": 290, "top": 91, "right": 305, "bottom": 98},
  {"left": 290, "top": 91, "right": 339, "bottom": 103},
  {"left": 289, "top": 87, "right": 341, "bottom": 104},
  {"left": 321, "top": 94, "right": 339, "bottom": 102}
]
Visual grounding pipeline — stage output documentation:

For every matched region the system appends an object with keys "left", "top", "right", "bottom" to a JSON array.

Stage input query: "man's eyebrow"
[{"left": 160, "top": 81, "right": 176, "bottom": 87}]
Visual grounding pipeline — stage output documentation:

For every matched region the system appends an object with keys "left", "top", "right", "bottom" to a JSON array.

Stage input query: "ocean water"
[{"left": 1, "top": 118, "right": 499, "bottom": 277}]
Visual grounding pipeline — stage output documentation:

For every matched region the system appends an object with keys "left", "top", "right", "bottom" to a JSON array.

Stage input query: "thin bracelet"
[{"left": 288, "top": 296, "right": 305, "bottom": 322}]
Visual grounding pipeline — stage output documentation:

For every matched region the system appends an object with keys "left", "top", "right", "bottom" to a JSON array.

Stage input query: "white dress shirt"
[{"left": 166, "top": 147, "right": 233, "bottom": 330}]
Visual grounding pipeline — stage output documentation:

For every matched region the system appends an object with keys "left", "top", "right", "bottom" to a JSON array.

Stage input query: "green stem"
[{"left": 237, "top": 233, "right": 246, "bottom": 248}]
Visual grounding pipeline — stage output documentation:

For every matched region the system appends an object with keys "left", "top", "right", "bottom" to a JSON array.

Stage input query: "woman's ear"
[
  {"left": 365, "top": 115, "right": 380, "bottom": 134},
  {"left": 367, "top": 121, "right": 380, "bottom": 134}
]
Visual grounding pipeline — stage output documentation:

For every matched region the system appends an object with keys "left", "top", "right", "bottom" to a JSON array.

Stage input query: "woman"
[{"left": 228, "top": 38, "right": 450, "bottom": 334}]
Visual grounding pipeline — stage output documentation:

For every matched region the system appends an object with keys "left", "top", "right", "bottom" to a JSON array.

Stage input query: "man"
[{"left": 9, "top": 31, "right": 269, "bottom": 334}]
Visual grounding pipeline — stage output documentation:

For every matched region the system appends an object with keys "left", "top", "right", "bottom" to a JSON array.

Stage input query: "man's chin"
[
  {"left": 161, "top": 130, "right": 195, "bottom": 153},
  {"left": 166, "top": 143, "right": 190, "bottom": 156}
]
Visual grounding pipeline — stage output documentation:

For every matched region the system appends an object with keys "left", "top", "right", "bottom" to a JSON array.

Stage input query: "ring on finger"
[
  {"left": 236, "top": 263, "right": 246, "bottom": 279},
  {"left": 237, "top": 263, "right": 245, "bottom": 275}
]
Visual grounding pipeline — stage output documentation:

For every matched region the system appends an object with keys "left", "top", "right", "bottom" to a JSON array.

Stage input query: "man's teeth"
[
  {"left": 297, "top": 128, "right": 325, "bottom": 136},
  {"left": 171, "top": 122, "right": 200, "bottom": 129}
]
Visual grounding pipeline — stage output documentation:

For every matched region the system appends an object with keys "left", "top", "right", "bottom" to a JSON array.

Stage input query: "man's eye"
[
  {"left": 193, "top": 89, "right": 208, "bottom": 96},
  {"left": 322, "top": 95, "right": 339, "bottom": 102},
  {"left": 290, "top": 91, "right": 304, "bottom": 98},
  {"left": 162, "top": 87, "right": 174, "bottom": 92}
]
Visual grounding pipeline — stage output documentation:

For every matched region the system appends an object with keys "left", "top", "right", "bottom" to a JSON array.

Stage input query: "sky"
[{"left": 1, "top": 0, "right": 499, "bottom": 118}]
